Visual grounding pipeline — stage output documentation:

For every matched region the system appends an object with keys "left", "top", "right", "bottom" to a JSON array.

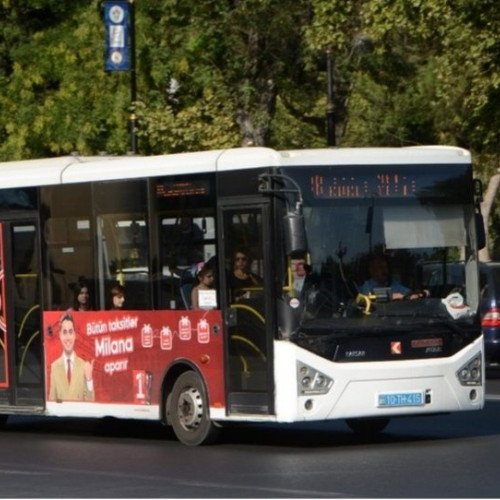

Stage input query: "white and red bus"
[{"left": 0, "top": 146, "right": 485, "bottom": 445}]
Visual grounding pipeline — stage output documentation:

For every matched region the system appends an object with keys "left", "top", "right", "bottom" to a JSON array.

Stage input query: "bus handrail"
[{"left": 230, "top": 303, "right": 265, "bottom": 324}]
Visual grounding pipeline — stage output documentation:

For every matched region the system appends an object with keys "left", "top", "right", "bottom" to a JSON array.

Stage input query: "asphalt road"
[{"left": 0, "top": 377, "right": 499, "bottom": 499}]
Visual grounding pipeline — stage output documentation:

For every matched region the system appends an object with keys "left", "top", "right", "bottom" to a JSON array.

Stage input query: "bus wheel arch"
[{"left": 162, "top": 363, "right": 219, "bottom": 446}]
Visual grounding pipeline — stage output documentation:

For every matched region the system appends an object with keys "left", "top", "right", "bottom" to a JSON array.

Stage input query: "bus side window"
[
  {"left": 94, "top": 180, "right": 152, "bottom": 310},
  {"left": 41, "top": 185, "right": 94, "bottom": 310},
  {"left": 153, "top": 173, "right": 217, "bottom": 310},
  {"left": 158, "top": 215, "right": 217, "bottom": 309},
  {"left": 97, "top": 213, "right": 151, "bottom": 309}
]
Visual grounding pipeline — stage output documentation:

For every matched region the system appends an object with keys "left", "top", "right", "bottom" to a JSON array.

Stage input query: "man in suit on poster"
[{"left": 49, "top": 312, "right": 95, "bottom": 402}]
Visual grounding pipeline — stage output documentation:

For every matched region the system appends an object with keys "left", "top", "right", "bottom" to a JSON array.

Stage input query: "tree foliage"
[{"left": 0, "top": 0, "right": 498, "bottom": 255}]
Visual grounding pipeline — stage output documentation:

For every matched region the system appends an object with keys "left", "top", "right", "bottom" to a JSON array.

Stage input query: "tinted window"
[
  {"left": 153, "top": 174, "right": 217, "bottom": 309},
  {"left": 0, "top": 188, "right": 37, "bottom": 209},
  {"left": 94, "top": 180, "right": 151, "bottom": 309},
  {"left": 40, "top": 184, "right": 94, "bottom": 310}
]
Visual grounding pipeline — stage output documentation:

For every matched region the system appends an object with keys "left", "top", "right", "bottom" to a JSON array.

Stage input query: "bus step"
[
  {"left": 228, "top": 392, "right": 270, "bottom": 414},
  {"left": 0, "top": 405, "right": 45, "bottom": 415}
]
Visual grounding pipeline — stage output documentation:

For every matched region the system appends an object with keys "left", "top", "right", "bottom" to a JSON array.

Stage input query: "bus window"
[
  {"left": 153, "top": 174, "right": 217, "bottom": 310},
  {"left": 93, "top": 179, "right": 151, "bottom": 310},
  {"left": 225, "top": 211, "right": 264, "bottom": 304},
  {"left": 159, "top": 215, "right": 216, "bottom": 309},
  {"left": 97, "top": 214, "right": 150, "bottom": 309},
  {"left": 40, "top": 184, "right": 94, "bottom": 310}
]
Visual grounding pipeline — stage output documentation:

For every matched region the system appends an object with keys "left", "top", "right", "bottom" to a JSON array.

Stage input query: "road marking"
[
  {"left": 184, "top": 480, "right": 345, "bottom": 497},
  {"left": 0, "top": 464, "right": 345, "bottom": 497},
  {"left": 0, "top": 469, "right": 50, "bottom": 476}
]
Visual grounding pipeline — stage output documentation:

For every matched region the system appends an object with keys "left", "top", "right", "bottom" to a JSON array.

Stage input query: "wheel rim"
[{"left": 177, "top": 386, "right": 203, "bottom": 431}]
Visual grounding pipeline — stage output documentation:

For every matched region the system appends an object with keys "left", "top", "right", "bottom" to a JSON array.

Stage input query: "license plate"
[{"left": 377, "top": 391, "right": 425, "bottom": 408}]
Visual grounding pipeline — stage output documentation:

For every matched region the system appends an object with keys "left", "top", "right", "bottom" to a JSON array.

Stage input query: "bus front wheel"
[
  {"left": 345, "top": 417, "right": 390, "bottom": 436},
  {"left": 168, "top": 371, "right": 219, "bottom": 446}
]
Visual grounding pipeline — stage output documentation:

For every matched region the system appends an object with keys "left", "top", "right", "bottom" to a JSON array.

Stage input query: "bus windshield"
[{"left": 280, "top": 164, "right": 480, "bottom": 343}]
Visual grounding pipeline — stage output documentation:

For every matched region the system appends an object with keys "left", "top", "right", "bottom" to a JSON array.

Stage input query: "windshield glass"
[{"left": 280, "top": 165, "right": 479, "bottom": 329}]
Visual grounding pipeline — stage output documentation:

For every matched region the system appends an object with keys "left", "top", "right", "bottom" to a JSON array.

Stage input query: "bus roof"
[{"left": 0, "top": 146, "right": 471, "bottom": 188}]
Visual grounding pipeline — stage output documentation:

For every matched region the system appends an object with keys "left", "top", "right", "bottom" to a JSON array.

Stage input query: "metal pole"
[
  {"left": 326, "top": 48, "right": 336, "bottom": 147},
  {"left": 129, "top": 0, "right": 138, "bottom": 154}
]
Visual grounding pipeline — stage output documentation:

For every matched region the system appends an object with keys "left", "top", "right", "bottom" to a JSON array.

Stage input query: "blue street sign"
[{"left": 104, "top": 1, "right": 130, "bottom": 72}]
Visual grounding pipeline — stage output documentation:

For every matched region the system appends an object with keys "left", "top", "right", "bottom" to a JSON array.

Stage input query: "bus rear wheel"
[
  {"left": 345, "top": 417, "right": 390, "bottom": 436},
  {"left": 168, "top": 371, "right": 219, "bottom": 446}
]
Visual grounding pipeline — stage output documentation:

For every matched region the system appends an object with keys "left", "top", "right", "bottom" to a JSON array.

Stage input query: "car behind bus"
[
  {"left": 480, "top": 262, "right": 500, "bottom": 366},
  {"left": 421, "top": 260, "right": 500, "bottom": 366}
]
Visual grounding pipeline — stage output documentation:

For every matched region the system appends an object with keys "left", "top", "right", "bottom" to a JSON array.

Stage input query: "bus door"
[
  {"left": 0, "top": 218, "right": 44, "bottom": 408},
  {"left": 218, "top": 201, "right": 274, "bottom": 415}
]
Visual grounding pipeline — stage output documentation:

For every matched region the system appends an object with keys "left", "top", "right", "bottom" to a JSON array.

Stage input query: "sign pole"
[
  {"left": 326, "top": 48, "right": 336, "bottom": 147},
  {"left": 103, "top": 0, "right": 138, "bottom": 154},
  {"left": 129, "top": 0, "right": 138, "bottom": 155}
]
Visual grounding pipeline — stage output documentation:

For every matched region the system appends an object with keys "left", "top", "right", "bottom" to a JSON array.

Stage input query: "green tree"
[
  {"left": 305, "top": 0, "right": 499, "bottom": 152},
  {"left": 0, "top": 0, "right": 497, "bottom": 183},
  {"left": 135, "top": 0, "right": 315, "bottom": 151},
  {"left": 0, "top": 1, "right": 131, "bottom": 158}
]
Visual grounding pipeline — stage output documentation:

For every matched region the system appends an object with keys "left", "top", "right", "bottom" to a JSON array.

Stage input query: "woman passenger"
[
  {"left": 228, "top": 248, "right": 262, "bottom": 300},
  {"left": 71, "top": 279, "right": 91, "bottom": 311}
]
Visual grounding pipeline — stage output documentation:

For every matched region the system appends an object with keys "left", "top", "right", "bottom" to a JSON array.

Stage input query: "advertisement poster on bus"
[{"left": 43, "top": 309, "right": 224, "bottom": 413}]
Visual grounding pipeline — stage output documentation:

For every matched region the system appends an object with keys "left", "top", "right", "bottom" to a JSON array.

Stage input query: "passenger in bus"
[
  {"left": 110, "top": 284, "right": 126, "bottom": 309},
  {"left": 289, "top": 255, "right": 319, "bottom": 301},
  {"left": 49, "top": 312, "right": 94, "bottom": 402},
  {"left": 229, "top": 248, "right": 262, "bottom": 287},
  {"left": 291, "top": 257, "right": 311, "bottom": 294},
  {"left": 229, "top": 248, "right": 262, "bottom": 299},
  {"left": 191, "top": 263, "right": 216, "bottom": 310},
  {"left": 70, "top": 278, "right": 91, "bottom": 311},
  {"left": 360, "top": 255, "right": 428, "bottom": 300}
]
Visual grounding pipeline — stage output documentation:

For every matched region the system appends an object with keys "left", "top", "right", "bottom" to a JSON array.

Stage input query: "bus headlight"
[
  {"left": 456, "top": 354, "right": 482, "bottom": 386},
  {"left": 297, "top": 362, "right": 333, "bottom": 395}
]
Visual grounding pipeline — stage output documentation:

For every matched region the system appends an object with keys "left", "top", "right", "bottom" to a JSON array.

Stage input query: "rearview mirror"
[
  {"left": 283, "top": 211, "right": 307, "bottom": 256},
  {"left": 475, "top": 212, "right": 486, "bottom": 250}
]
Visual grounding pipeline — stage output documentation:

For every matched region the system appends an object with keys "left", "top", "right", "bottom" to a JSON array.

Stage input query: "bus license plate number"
[{"left": 377, "top": 391, "right": 424, "bottom": 408}]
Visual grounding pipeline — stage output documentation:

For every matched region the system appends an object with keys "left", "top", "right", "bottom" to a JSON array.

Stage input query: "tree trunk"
[
  {"left": 479, "top": 172, "right": 500, "bottom": 262},
  {"left": 236, "top": 78, "right": 276, "bottom": 147}
]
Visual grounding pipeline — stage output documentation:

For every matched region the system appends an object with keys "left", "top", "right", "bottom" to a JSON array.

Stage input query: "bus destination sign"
[
  {"left": 309, "top": 173, "right": 417, "bottom": 199},
  {"left": 156, "top": 180, "right": 210, "bottom": 198}
]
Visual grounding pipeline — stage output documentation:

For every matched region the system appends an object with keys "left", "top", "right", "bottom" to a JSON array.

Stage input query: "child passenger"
[{"left": 191, "top": 264, "right": 215, "bottom": 310}]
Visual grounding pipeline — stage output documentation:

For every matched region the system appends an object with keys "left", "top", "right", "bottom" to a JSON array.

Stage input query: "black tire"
[
  {"left": 346, "top": 417, "right": 390, "bottom": 436},
  {"left": 0, "top": 414, "right": 8, "bottom": 426},
  {"left": 168, "top": 371, "right": 219, "bottom": 446}
]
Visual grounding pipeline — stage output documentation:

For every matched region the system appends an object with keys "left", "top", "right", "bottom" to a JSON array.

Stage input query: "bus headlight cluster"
[
  {"left": 297, "top": 362, "right": 333, "bottom": 395},
  {"left": 456, "top": 354, "right": 482, "bottom": 386}
]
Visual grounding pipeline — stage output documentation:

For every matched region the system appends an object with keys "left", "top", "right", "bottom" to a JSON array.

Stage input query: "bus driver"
[{"left": 360, "top": 255, "right": 429, "bottom": 301}]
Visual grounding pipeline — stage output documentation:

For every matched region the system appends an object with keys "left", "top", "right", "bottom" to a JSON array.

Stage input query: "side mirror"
[
  {"left": 257, "top": 172, "right": 307, "bottom": 255},
  {"left": 283, "top": 211, "right": 307, "bottom": 256}
]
